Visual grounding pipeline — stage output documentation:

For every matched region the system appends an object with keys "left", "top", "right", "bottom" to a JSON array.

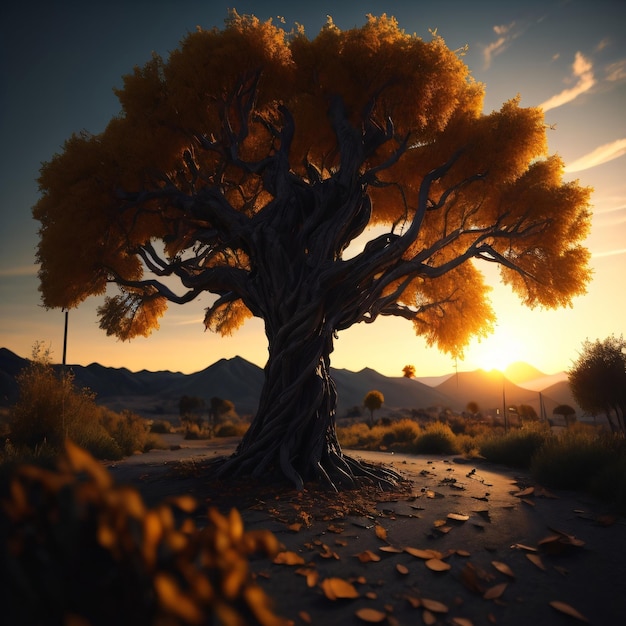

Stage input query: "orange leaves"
[
  {"left": 355, "top": 607, "right": 387, "bottom": 622},
  {"left": 273, "top": 551, "right": 305, "bottom": 565},
  {"left": 320, "top": 577, "right": 359, "bottom": 600},
  {"left": 549, "top": 600, "right": 590, "bottom": 623}
]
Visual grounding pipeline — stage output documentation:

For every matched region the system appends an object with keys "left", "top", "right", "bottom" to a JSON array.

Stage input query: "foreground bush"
[
  {"left": 0, "top": 440, "right": 288, "bottom": 626},
  {"left": 411, "top": 422, "right": 459, "bottom": 455}
]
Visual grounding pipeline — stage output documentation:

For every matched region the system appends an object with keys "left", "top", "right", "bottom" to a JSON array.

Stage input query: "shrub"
[
  {"left": 530, "top": 425, "right": 616, "bottom": 490},
  {"left": 0, "top": 440, "right": 287, "bottom": 625},
  {"left": 215, "top": 421, "right": 249, "bottom": 437},
  {"left": 149, "top": 419, "right": 173, "bottom": 434},
  {"left": 479, "top": 423, "right": 551, "bottom": 468},
  {"left": 411, "top": 422, "right": 459, "bottom": 455}
]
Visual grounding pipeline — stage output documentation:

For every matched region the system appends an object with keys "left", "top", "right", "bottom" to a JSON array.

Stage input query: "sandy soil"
[{"left": 107, "top": 435, "right": 626, "bottom": 625}]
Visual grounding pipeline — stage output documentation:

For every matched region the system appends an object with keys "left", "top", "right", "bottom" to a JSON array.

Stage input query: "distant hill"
[{"left": 0, "top": 348, "right": 577, "bottom": 420}]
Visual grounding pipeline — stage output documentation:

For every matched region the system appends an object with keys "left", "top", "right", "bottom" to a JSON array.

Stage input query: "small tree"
[
  {"left": 568, "top": 335, "right": 626, "bottom": 432},
  {"left": 466, "top": 401, "right": 480, "bottom": 417},
  {"left": 518, "top": 403, "right": 538, "bottom": 425},
  {"left": 402, "top": 365, "right": 416, "bottom": 379},
  {"left": 179, "top": 395, "right": 206, "bottom": 429},
  {"left": 553, "top": 404, "right": 577, "bottom": 428},
  {"left": 364, "top": 390, "right": 384, "bottom": 428}
]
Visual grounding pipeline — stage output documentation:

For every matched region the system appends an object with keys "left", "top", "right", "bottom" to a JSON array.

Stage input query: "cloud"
[
  {"left": 482, "top": 22, "right": 516, "bottom": 69},
  {"left": 0, "top": 264, "right": 39, "bottom": 277},
  {"left": 592, "top": 248, "right": 626, "bottom": 259},
  {"left": 539, "top": 52, "right": 595, "bottom": 112},
  {"left": 564, "top": 138, "right": 626, "bottom": 173},
  {"left": 605, "top": 59, "right": 626, "bottom": 82}
]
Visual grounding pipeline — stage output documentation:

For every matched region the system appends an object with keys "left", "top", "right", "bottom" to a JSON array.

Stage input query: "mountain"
[{"left": 0, "top": 348, "right": 577, "bottom": 420}]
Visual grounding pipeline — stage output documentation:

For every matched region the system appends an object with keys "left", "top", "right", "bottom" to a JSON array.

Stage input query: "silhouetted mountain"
[
  {"left": 0, "top": 348, "right": 578, "bottom": 420},
  {"left": 504, "top": 361, "right": 545, "bottom": 384}
]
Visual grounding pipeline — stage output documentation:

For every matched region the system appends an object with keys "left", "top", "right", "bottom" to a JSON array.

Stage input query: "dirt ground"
[{"left": 107, "top": 435, "right": 626, "bottom": 626}]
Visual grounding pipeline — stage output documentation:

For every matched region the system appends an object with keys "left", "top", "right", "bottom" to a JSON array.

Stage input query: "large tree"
[{"left": 34, "top": 13, "right": 592, "bottom": 489}]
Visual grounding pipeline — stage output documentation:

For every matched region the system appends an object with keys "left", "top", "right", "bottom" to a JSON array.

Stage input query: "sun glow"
[{"left": 466, "top": 329, "right": 526, "bottom": 373}]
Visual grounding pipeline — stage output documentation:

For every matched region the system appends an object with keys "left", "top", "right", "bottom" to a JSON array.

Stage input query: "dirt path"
[{"left": 108, "top": 436, "right": 626, "bottom": 625}]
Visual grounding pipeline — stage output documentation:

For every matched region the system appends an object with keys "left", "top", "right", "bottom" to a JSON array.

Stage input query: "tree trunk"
[{"left": 217, "top": 324, "right": 400, "bottom": 491}]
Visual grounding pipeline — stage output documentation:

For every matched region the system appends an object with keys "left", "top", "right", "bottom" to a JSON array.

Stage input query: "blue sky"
[{"left": 1, "top": 0, "right": 625, "bottom": 377}]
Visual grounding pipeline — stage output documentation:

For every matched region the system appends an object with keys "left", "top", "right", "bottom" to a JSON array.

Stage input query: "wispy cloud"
[
  {"left": 564, "top": 138, "right": 626, "bottom": 173},
  {"left": 605, "top": 59, "right": 626, "bottom": 82},
  {"left": 539, "top": 52, "right": 595, "bottom": 112},
  {"left": 482, "top": 22, "right": 517, "bottom": 70},
  {"left": 0, "top": 264, "right": 39, "bottom": 277},
  {"left": 592, "top": 248, "right": 626, "bottom": 259}
]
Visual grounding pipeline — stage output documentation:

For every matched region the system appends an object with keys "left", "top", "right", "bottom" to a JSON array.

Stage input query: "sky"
[{"left": 1, "top": 0, "right": 625, "bottom": 378}]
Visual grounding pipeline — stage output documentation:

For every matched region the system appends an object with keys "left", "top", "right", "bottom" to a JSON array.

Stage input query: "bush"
[
  {"left": 149, "top": 419, "right": 172, "bottom": 434},
  {"left": 530, "top": 425, "right": 616, "bottom": 490},
  {"left": 0, "top": 440, "right": 287, "bottom": 626},
  {"left": 411, "top": 422, "right": 459, "bottom": 455},
  {"left": 215, "top": 421, "right": 249, "bottom": 437},
  {"left": 479, "top": 423, "right": 551, "bottom": 468}
]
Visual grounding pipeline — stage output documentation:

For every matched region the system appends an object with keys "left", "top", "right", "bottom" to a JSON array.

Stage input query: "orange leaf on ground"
[
  {"left": 526, "top": 553, "right": 546, "bottom": 571},
  {"left": 396, "top": 563, "right": 409, "bottom": 575},
  {"left": 447, "top": 513, "right": 470, "bottom": 522},
  {"left": 298, "top": 611, "right": 312, "bottom": 624},
  {"left": 355, "top": 608, "right": 387, "bottom": 623},
  {"left": 357, "top": 550, "right": 381, "bottom": 563},
  {"left": 483, "top": 582, "right": 508, "bottom": 600},
  {"left": 491, "top": 561, "right": 515, "bottom": 578},
  {"left": 321, "top": 577, "right": 360, "bottom": 600},
  {"left": 422, "top": 609, "right": 437, "bottom": 625},
  {"left": 549, "top": 601, "right": 590, "bottom": 623},
  {"left": 273, "top": 551, "right": 305, "bottom": 565},
  {"left": 456, "top": 549, "right": 471, "bottom": 557},
  {"left": 451, "top": 618, "right": 474, "bottom": 626},
  {"left": 374, "top": 525, "right": 388, "bottom": 541},
  {"left": 379, "top": 545, "right": 403, "bottom": 553},
  {"left": 421, "top": 598, "right": 449, "bottom": 613},
  {"left": 405, "top": 547, "right": 443, "bottom": 559},
  {"left": 425, "top": 558, "right": 451, "bottom": 572},
  {"left": 513, "top": 486, "right": 534, "bottom": 497}
]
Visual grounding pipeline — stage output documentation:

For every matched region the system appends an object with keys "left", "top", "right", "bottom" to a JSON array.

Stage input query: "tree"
[
  {"left": 34, "top": 13, "right": 592, "bottom": 489},
  {"left": 552, "top": 404, "right": 577, "bottom": 428},
  {"left": 363, "top": 390, "right": 384, "bottom": 428},
  {"left": 402, "top": 365, "right": 416, "bottom": 378},
  {"left": 568, "top": 335, "right": 626, "bottom": 432},
  {"left": 517, "top": 403, "right": 538, "bottom": 424},
  {"left": 466, "top": 401, "right": 480, "bottom": 417}
]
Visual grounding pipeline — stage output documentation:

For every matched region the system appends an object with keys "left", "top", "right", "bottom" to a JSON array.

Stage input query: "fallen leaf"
[
  {"left": 374, "top": 525, "right": 388, "bottom": 541},
  {"left": 451, "top": 618, "right": 474, "bottom": 626},
  {"left": 298, "top": 611, "right": 312, "bottom": 624},
  {"left": 422, "top": 609, "right": 437, "bottom": 625},
  {"left": 365, "top": 591, "right": 378, "bottom": 600},
  {"left": 456, "top": 549, "right": 471, "bottom": 557},
  {"left": 273, "top": 551, "right": 305, "bottom": 565},
  {"left": 549, "top": 600, "right": 589, "bottom": 623},
  {"left": 405, "top": 547, "right": 443, "bottom": 560},
  {"left": 510, "top": 543, "right": 537, "bottom": 552},
  {"left": 288, "top": 523, "right": 302, "bottom": 532},
  {"left": 321, "top": 577, "right": 360, "bottom": 600},
  {"left": 483, "top": 582, "right": 508, "bottom": 600},
  {"left": 513, "top": 486, "right": 534, "bottom": 497},
  {"left": 526, "top": 553, "right": 546, "bottom": 571},
  {"left": 357, "top": 550, "right": 381, "bottom": 563},
  {"left": 327, "top": 524, "right": 344, "bottom": 534},
  {"left": 447, "top": 513, "right": 470, "bottom": 522},
  {"left": 396, "top": 563, "right": 409, "bottom": 575},
  {"left": 355, "top": 608, "right": 387, "bottom": 623},
  {"left": 405, "top": 595, "right": 420, "bottom": 608},
  {"left": 425, "top": 558, "right": 451, "bottom": 572},
  {"left": 433, "top": 519, "right": 448, "bottom": 527},
  {"left": 379, "top": 545, "right": 404, "bottom": 554},
  {"left": 491, "top": 561, "right": 515, "bottom": 578},
  {"left": 421, "top": 598, "right": 449, "bottom": 613}
]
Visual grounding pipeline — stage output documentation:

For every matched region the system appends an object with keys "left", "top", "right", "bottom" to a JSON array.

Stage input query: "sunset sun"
[{"left": 469, "top": 331, "right": 526, "bottom": 372}]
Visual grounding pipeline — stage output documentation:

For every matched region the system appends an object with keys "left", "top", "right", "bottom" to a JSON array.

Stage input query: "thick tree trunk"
[{"left": 217, "top": 325, "right": 400, "bottom": 491}]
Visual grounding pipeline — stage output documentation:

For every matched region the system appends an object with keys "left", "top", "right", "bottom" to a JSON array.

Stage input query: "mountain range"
[{"left": 0, "top": 347, "right": 576, "bottom": 421}]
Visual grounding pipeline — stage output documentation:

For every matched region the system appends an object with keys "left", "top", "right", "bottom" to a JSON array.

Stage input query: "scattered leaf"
[
  {"left": 422, "top": 609, "right": 437, "bottom": 625},
  {"left": 510, "top": 543, "right": 537, "bottom": 552},
  {"left": 451, "top": 618, "right": 474, "bottom": 626},
  {"left": 321, "top": 577, "right": 360, "bottom": 600},
  {"left": 355, "top": 608, "right": 387, "bottom": 623},
  {"left": 483, "top": 582, "right": 508, "bottom": 600},
  {"left": 288, "top": 523, "right": 302, "bottom": 532},
  {"left": 365, "top": 591, "right": 378, "bottom": 600},
  {"left": 374, "top": 525, "right": 388, "bottom": 541},
  {"left": 456, "top": 549, "right": 471, "bottom": 557},
  {"left": 433, "top": 519, "right": 448, "bottom": 527},
  {"left": 425, "top": 558, "right": 451, "bottom": 572},
  {"left": 513, "top": 486, "right": 534, "bottom": 497},
  {"left": 298, "top": 611, "right": 312, "bottom": 624},
  {"left": 405, "top": 547, "right": 443, "bottom": 560},
  {"left": 396, "top": 563, "right": 409, "bottom": 575},
  {"left": 357, "top": 550, "right": 381, "bottom": 563},
  {"left": 273, "top": 551, "right": 305, "bottom": 565},
  {"left": 447, "top": 513, "right": 470, "bottom": 522},
  {"left": 491, "top": 561, "right": 515, "bottom": 578},
  {"left": 379, "top": 545, "right": 403, "bottom": 554},
  {"left": 526, "top": 553, "right": 546, "bottom": 571},
  {"left": 549, "top": 601, "right": 589, "bottom": 623},
  {"left": 421, "top": 598, "right": 449, "bottom": 613}
]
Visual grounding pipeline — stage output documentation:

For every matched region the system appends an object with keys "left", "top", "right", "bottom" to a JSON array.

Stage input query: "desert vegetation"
[{"left": 0, "top": 343, "right": 165, "bottom": 468}]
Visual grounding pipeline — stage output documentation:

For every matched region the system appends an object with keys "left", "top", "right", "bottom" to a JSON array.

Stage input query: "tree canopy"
[
  {"left": 568, "top": 335, "right": 626, "bottom": 433},
  {"left": 33, "top": 12, "right": 593, "bottom": 488}
]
